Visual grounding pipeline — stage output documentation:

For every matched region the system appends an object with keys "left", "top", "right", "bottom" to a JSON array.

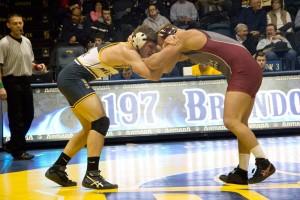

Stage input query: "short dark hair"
[
  {"left": 95, "top": 32, "right": 104, "bottom": 40},
  {"left": 266, "top": 23, "right": 277, "bottom": 31},
  {"left": 7, "top": 13, "right": 23, "bottom": 22},
  {"left": 255, "top": 51, "right": 266, "bottom": 60}
]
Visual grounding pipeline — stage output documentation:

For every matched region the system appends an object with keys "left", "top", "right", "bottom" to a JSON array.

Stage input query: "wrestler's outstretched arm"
[
  {"left": 144, "top": 29, "right": 206, "bottom": 70},
  {"left": 123, "top": 48, "right": 164, "bottom": 81}
]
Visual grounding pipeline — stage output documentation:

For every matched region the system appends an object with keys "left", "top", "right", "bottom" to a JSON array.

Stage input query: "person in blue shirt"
[{"left": 238, "top": 0, "right": 267, "bottom": 37}]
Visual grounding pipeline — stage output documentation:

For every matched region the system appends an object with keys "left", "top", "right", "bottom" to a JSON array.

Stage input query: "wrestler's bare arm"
[
  {"left": 123, "top": 49, "right": 164, "bottom": 81},
  {"left": 143, "top": 44, "right": 183, "bottom": 70},
  {"left": 144, "top": 30, "right": 206, "bottom": 70}
]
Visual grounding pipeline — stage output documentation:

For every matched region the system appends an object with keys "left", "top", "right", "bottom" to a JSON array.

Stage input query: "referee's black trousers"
[{"left": 3, "top": 76, "right": 34, "bottom": 155}]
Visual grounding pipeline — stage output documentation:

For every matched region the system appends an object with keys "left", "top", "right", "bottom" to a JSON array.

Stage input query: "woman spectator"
[
  {"left": 267, "top": 0, "right": 292, "bottom": 33},
  {"left": 89, "top": 1, "right": 103, "bottom": 22}
]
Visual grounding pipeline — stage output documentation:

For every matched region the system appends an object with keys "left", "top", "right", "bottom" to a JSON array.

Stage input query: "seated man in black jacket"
[
  {"left": 58, "top": 7, "right": 89, "bottom": 46},
  {"left": 88, "top": 7, "right": 118, "bottom": 43}
]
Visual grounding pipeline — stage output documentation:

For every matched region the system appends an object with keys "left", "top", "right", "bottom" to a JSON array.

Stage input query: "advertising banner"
[{"left": 2, "top": 75, "right": 300, "bottom": 143}]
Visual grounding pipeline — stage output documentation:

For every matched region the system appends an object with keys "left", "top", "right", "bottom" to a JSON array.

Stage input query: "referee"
[{"left": 0, "top": 13, "right": 47, "bottom": 160}]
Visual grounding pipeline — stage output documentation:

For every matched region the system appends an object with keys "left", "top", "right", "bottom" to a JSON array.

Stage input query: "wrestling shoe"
[
  {"left": 82, "top": 170, "right": 118, "bottom": 189},
  {"left": 219, "top": 166, "right": 248, "bottom": 185},
  {"left": 13, "top": 152, "right": 35, "bottom": 160},
  {"left": 45, "top": 165, "right": 77, "bottom": 186},
  {"left": 248, "top": 158, "right": 275, "bottom": 184}
]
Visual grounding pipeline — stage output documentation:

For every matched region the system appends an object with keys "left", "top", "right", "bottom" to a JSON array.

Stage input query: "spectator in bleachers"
[
  {"left": 267, "top": 0, "right": 292, "bottom": 33},
  {"left": 49, "top": 7, "right": 88, "bottom": 72},
  {"left": 111, "top": 68, "right": 142, "bottom": 80},
  {"left": 234, "top": 23, "right": 257, "bottom": 55},
  {"left": 87, "top": 32, "right": 105, "bottom": 49},
  {"left": 138, "top": 0, "right": 170, "bottom": 19},
  {"left": 88, "top": 0, "right": 103, "bottom": 22},
  {"left": 256, "top": 24, "right": 297, "bottom": 70},
  {"left": 238, "top": 0, "right": 267, "bottom": 37},
  {"left": 142, "top": 4, "right": 170, "bottom": 32},
  {"left": 254, "top": 51, "right": 267, "bottom": 70},
  {"left": 170, "top": 0, "right": 200, "bottom": 29},
  {"left": 54, "top": 0, "right": 82, "bottom": 40},
  {"left": 88, "top": 7, "right": 118, "bottom": 43},
  {"left": 58, "top": 7, "right": 89, "bottom": 47}
]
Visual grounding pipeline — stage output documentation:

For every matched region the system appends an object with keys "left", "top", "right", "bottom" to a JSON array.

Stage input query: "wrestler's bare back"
[
  {"left": 99, "top": 42, "right": 138, "bottom": 67},
  {"left": 144, "top": 29, "right": 208, "bottom": 71}
]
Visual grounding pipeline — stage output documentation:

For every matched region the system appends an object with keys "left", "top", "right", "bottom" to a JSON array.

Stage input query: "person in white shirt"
[{"left": 257, "top": 24, "right": 297, "bottom": 70}]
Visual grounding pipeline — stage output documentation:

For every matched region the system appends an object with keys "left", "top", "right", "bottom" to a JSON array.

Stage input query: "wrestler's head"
[
  {"left": 157, "top": 24, "right": 178, "bottom": 47},
  {"left": 131, "top": 25, "right": 159, "bottom": 58}
]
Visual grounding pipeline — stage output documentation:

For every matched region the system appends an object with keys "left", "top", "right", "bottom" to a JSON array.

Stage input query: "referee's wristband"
[
  {"left": 34, "top": 63, "right": 39, "bottom": 71},
  {"left": 0, "top": 82, "right": 4, "bottom": 89}
]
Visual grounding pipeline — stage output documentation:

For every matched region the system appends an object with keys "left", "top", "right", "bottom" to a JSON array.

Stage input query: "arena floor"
[{"left": 1, "top": 135, "right": 300, "bottom": 200}]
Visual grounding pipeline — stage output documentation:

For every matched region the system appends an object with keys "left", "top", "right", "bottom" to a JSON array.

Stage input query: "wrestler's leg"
[
  {"left": 223, "top": 91, "right": 259, "bottom": 150},
  {"left": 74, "top": 93, "right": 118, "bottom": 189},
  {"left": 221, "top": 91, "right": 275, "bottom": 184},
  {"left": 45, "top": 109, "right": 90, "bottom": 187},
  {"left": 237, "top": 98, "right": 254, "bottom": 171},
  {"left": 62, "top": 107, "right": 91, "bottom": 158},
  {"left": 72, "top": 93, "right": 106, "bottom": 157}
]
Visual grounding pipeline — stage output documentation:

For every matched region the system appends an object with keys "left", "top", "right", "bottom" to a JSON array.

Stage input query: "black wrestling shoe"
[
  {"left": 82, "top": 170, "right": 118, "bottom": 189},
  {"left": 248, "top": 158, "right": 276, "bottom": 184},
  {"left": 45, "top": 165, "right": 77, "bottom": 187},
  {"left": 13, "top": 152, "right": 35, "bottom": 160},
  {"left": 219, "top": 166, "right": 248, "bottom": 185}
]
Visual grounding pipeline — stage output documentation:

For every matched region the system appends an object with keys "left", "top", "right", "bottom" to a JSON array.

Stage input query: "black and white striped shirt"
[{"left": 0, "top": 35, "right": 34, "bottom": 77}]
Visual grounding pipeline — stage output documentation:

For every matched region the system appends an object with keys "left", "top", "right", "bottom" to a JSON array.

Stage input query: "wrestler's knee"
[
  {"left": 91, "top": 116, "right": 110, "bottom": 136},
  {"left": 223, "top": 117, "right": 239, "bottom": 132}
]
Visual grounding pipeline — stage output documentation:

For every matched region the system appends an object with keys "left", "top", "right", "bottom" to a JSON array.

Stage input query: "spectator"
[
  {"left": 111, "top": 68, "right": 142, "bottom": 80},
  {"left": 87, "top": 32, "right": 105, "bottom": 49},
  {"left": 58, "top": 7, "right": 89, "bottom": 47},
  {"left": 0, "top": 13, "right": 47, "bottom": 160},
  {"left": 142, "top": 4, "right": 170, "bottom": 32},
  {"left": 49, "top": 8, "right": 89, "bottom": 73},
  {"left": 88, "top": 0, "right": 103, "bottom": 22},
  {"left": 254, "top": 51, "right": 267, "bottom": 70},
  {"left": 89, "top": 7, "right": 118, "bottom": 43},
  {"left": 234, "top": 23, "right": 257, "bottom": 55},
  {"left": 138, "top": 0, "right": 169, "bottom": 19},
  {"left": 170, "top": 0, "right": 200, "bottom": 29},
  {"left": 238, "top": 0, "right": 267, "bottom": 37},
  {"left": 267, "top": 0, "right": 292, "bottom": 33},
  {"left": 256, "top": 24, "right": 297, "bottom": 70},
  {"left": 53, "top": 0, "right": 82, "bottom": 40}
]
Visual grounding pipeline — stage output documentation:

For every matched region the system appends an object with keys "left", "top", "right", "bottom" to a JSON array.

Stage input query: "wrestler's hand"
[{"left": 163, "top": 35, "right": 180, "bottom": 48}]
